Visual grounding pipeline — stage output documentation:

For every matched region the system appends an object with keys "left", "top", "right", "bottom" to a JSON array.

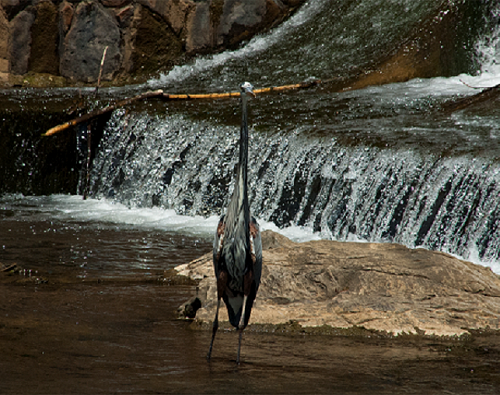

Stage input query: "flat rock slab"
[{"left": 175, "top": 230, "right": 500, "bottom": 337}]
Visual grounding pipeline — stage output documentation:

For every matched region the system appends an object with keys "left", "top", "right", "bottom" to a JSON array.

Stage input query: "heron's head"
[{"left": 240, "top": 82, "right": 256, "bottom": 98}]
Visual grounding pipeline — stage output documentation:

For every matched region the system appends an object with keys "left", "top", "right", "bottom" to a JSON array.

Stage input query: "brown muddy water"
[{"left": 1, "top": 202, "right": 500, "bottom": 394}]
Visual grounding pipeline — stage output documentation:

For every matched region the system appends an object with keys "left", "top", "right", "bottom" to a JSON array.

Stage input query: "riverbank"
[{"left": 0, "top": 1, "right": 490, "bottom": 89}]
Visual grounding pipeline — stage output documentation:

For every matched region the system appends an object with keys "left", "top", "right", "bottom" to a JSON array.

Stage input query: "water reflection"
[{"left": 2, "top": 278, "right": 499, "bottom": 394}]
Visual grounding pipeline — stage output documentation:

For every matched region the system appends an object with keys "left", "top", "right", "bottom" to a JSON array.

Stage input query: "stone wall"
[{"left": 0, "top": 0, "right": 303, "bottom": 86}]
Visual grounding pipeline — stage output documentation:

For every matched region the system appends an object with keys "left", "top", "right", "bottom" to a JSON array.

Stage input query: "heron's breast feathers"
[{"left": 214, "top": 221, "right": 261, "bottom": 292}]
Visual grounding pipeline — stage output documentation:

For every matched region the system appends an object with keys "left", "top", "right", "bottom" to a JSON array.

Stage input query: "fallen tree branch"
[
  {"left": 42, "top": 80, "right": 321, "bottom": 137},
  {"left": 42, "top": 89, "right": 166, "bottom": 136}
]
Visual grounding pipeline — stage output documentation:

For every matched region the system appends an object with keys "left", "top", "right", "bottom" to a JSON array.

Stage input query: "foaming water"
[
  {"left": 0, "top": 194, "right": 319, "bottom": 243},
  {"left": 1, "top": 194, "right": 497, "bottom": 274},
  {"left": 3, "top": 1, "right": 500, "bottom": 278},
  {"left": 475, "top": 3, "right": 500, "bottom": 76},
  {"left": 148, "top": 0, "right": 442, "bottom": 92},
  {"left": 148, "top": 0, "right": 325, "bottom": 90}
]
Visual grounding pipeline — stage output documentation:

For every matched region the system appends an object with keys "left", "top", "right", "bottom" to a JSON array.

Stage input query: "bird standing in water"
[{"left": 207, "top": 82, "right": 262, "bottom": 364}]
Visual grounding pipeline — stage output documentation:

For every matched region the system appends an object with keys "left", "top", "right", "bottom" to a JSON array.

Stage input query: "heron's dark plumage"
[{"left": 207, "top": 82, "right": 262, "bottom": 364}]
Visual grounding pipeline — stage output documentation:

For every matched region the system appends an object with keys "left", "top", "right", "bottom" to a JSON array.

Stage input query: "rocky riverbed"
[{"left": 177, "top": 230, "right": 500, "bottom": 337}]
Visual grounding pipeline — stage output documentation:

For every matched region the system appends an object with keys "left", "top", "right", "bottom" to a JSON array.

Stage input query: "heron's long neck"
[
  {"left": 239, "top": 95, "right": 249, "bottom": 196},
  {"left": 231, "top": 92, "right": 250, "bottom": 231}
]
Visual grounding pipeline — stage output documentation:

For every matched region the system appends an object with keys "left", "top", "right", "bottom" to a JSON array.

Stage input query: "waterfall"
[
  {"left": 82, "top": 0, "right": 500, "bottom": 266},
  {"left": 89, "top": 110, "right": 500, "bottom": 263}
]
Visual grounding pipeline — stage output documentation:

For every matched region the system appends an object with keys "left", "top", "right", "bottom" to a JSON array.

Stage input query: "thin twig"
[
  {"left": 95, "top": 46, "right": 108, "bottom": 98},
  {"left": 459, "top": 79, "right": 485, "bottom": 90},
  {"left": 83, "top": 124, "right": 92, "bottom": 200},
  {"left": 442, "top": 83, "right": 500, "bottom": 113}
]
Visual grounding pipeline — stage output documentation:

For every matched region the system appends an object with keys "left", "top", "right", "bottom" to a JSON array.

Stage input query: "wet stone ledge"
[{"left": 0, "top": 102, "right": 109, "bottom": 196}]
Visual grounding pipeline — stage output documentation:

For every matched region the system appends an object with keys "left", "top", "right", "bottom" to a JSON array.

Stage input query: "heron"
[{"left": 206, "top": 82, "right": 263, "bottom": 364}]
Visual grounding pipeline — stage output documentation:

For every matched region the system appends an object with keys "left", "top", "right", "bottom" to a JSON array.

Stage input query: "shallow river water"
[{"left": 1, "top": 196, "right": 500, "bottom": 394}]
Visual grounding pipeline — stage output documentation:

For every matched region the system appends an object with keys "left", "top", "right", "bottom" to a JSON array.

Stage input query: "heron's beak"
[{"left": 245, "top": 87, "right": 256, "bottom": 98}]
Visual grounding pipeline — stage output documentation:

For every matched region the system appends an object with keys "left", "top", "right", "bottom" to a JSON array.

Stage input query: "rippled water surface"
[{"left": 2, "top": 199, "right": 500, "bottom": 394}]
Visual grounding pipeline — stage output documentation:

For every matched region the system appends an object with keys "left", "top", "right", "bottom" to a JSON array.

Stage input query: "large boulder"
[
  {"left": 117, "top": 4, "right": 140, "bottom": 75},
  {"left": 176, "top": 230, "right": 500, "bottom": 337},
  {"left": 58, "top": 1, "right": 74, "bottom": 39},
  {"left": 185, "top": 1, "right": 212, "bottom": 53},
  {"left": 1, "top": 0, "right": 301, "bottom": 85},
  {"left": 137, "top": 0, "right": 194, "bottom": 36},
  {"left": 217, "top": 0, "right": 284, "bottom": 47},
  {"left": 129, "top": 5, "right": 183, "bottom": 77},
  {"left": 9, "top": 7, "right": 35, "bottom": 75},
  {"left": 60, "top": 0, "right": 122, "bottom": 82},
  {"left": 217, "top": 0, "right": 266, "bottom": 46}
]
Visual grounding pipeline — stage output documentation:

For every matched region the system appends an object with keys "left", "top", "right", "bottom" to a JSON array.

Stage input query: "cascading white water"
[
  {"left": 85, "top": 0, "right": 500, "bottom": 268},
  {"left": 475, "top": 4, "right": 500, "bottom": 77},
  {"left": 89, "top": 108, "right": 499, "bottom": 264}
]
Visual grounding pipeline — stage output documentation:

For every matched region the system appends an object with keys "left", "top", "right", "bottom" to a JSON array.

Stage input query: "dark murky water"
[{"left": 2, "top": 202, "right": 500, "bottom": 394}]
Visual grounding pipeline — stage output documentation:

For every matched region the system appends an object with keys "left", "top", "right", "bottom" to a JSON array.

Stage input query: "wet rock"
[
  {"left": 58, "top": 1, "right": 74, "bottom": 37},
  {"left": 282, "top": 0, "right": 304, "bottom": 6},
  {"left": 29, "top": 1, "right": 58, "bottom": 75},
  {"left": 176, "top": 230, "right": 500, "bottom": 337},
  {"left": 137, "top": 0, "right": 194, "bottom": 36},
  {"left": 60, "top": 0, "right": 122, "bottom": 82},
  {"left": 129, "top": 4, "right": 183, "bottom": 77},
  {"left": 0, "top": 5, "right": 9, "bottom": 79},
  {"left": 178, "top": 296, "right": 202, "bottom": 319},
  {"left": 9, "top": 7, "right": 35, "bottom": 75},
  {"left": 1, "top": 0, "right": 302, "bottom": 85},
  {"left": 0, "top": 0, "right": 25, "bottom": 20},
  {"left": 185, "top": 1, "right": 211, "bottom": 53},
  {"left": 164, "top": 0, "right": 194, "bottom": 36},
  {"left": 118, "top": 4, "right": 140, "bottom": 75},
  {"left": 216, "top": 0, "right": 286, "bottom": 47},
  {"left": 101, "top": 0, "right": 131, "bottom": 7},
  {"left": 347, "top": 2, "right": 483, "bottom": 90},
  {"left": 217, "top": 0, "right": 266, "bottom": 46},
  {"left": 114, "top": 4, "right": 135, "bottom": 26}
]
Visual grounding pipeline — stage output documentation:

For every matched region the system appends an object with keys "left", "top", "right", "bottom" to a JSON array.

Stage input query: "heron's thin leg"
[
  {"left": 238, "top": 294, "right": 248, "bottom": 329},
  {"left": 206, "top": 298, "right": 220, "bottom": 361},
  {"left": 236, "top": 328, "right": 243, "bottom": 365}
]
